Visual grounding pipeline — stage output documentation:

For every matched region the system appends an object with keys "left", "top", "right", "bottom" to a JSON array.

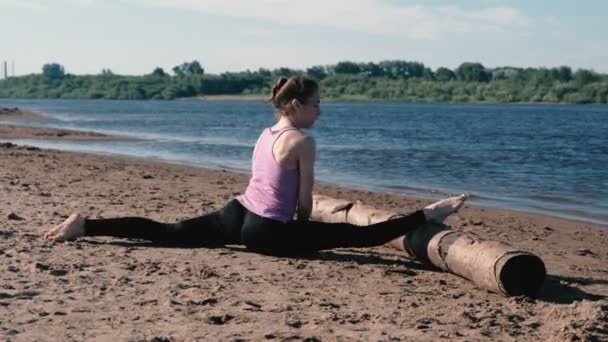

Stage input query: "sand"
[
  {"left": 0, "top": 107, "right": 132, "bottom": 141},
  {"left": 0, "top": 108, "right": 606, "bottom": 341},
  {"left": 0, "top": 124, "right": 136, "bottom": 141},
  {"left": 0, "top": 107, "right": 47, "bottom": 120}
]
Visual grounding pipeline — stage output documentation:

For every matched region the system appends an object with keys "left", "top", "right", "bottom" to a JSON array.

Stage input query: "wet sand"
[
  {"left": 0, "top": 107, "right": 132, "bottom": 141},
  {"left": 0, "top": 106, "right": 47, "bottom": 120},
  {"left": 0, "top": 124, "right": 135, "bottom": 141},
  {"left": 0, "top": 109, "right": 606, "bottom": 341}
]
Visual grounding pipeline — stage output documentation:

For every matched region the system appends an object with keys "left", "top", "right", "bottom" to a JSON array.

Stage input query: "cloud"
[
  {"left": 0, "top": 0, "right": 46, "bottom": 10},
  {"left": 0, "top": 0, "right": 96, "bottom": 9},
  {"left": 129, "top": 0, "right": 532, "bottom": 40},
  {"left": 63, "top": 0, "right": 95, "bottom": 4},
  {"left": 0, "top": 0, "right": 534, "bottom": 39}
]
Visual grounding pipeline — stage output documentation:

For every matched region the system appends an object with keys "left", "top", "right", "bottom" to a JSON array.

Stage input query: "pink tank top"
[{"left": 237, "top": 127, "right": 300, "bottom": 222}]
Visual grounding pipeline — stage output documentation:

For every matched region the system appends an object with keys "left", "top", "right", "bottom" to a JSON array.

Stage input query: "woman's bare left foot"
[
  {"left": 423, "top": 194, "right": 468, "bottom": 223},
  {"left": 43, "top": 213, "right": 85, "bottom": 241}
]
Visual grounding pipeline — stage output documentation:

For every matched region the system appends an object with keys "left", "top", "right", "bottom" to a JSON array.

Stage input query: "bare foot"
[
  {"left": 43, "top": 213, "right": 85, "bottom": 241},
  {"left": 423, "top": 194, "right": 468, "bottom": 223}
]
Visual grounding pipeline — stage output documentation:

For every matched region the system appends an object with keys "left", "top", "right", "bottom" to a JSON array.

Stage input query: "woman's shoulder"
[{"left": 283, "top": 129, "right": 315, "bottom": 148}]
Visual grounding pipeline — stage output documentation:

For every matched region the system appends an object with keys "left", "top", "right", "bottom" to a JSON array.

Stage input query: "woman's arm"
[{"left": 296, "top": 136, "right": 316, "bottom": 221}]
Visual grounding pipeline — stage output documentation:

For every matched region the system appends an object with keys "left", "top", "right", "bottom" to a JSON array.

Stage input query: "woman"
[{"left": 44, "top": 76, "right": 467, "bottom": 255}]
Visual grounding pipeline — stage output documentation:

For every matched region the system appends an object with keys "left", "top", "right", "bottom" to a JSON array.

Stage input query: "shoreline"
[
  {"left": 0, "top": 124, "right": 136, "bottom": 141},
  {"left": 5, "top": 135, "right": 607, "bottom": 227},
  {"left": 315, "top": 178, "right": 608, "bottom": 228},
  {"left": 1, "top": 139, "right": 606, "bottom": 232},
  {"left": 4, "top": 96, "right": 608, "bottom": 105},
  {"left": 0, "top": 141, "right": 607, "bottom": 340},
  {"left": 0, "top": 107, "right": 135, "bottom": 141},
  {"left": 5, "top": 135, "right": 608, "bottom": 227},
  {"left": 0, "top": 106, "right": 605, "bottom": 227},
  {"left": 172, "top": 94, "right": 606, "bottom": 105},
  {"left": 0, "top": 106, "right": 48, "bottom": 120}
]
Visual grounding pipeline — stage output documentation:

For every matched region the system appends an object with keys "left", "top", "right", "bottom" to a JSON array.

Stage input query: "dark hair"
[{"left": 266, "top": 76, "right": 319, "bottom": 116}]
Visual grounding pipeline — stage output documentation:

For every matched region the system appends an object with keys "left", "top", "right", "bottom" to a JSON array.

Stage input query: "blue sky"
[{"left": 1, "top": 0, "right": 606, "bottom": 75}]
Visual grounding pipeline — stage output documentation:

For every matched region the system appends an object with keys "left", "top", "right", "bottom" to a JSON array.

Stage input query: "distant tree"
[
  {"left": 187, "top": 61, "right": 204, "bottom": 75},
  {"left": 456, "top": 62, "right": 490, "bottom": 82},
  {"left": 1, "top": 60, "right": 607, "bottom": 104},
  {"left": 422, "top": 67, "right": 435, "bottom": 81},
  {"left": 408, "top": 62, "right": 425, "bottom": 78},
  {"left": 363, "top": 62, "right": 383, "bottom": 77},
  {"left": 257, "top": 68, "right": 272, "bottom": 78},
  {"left": 334, "top": 61, "right": 361, "bottom": 74},
  {"left": 558, "top": 66, "right": 573, "bottom": 82},
  {"left": 271, "top": 67, "right": 298, "bottom": 78},
  {"left": 573, "top": 69, "right": 599, "bottom": 85},
  {"left": 376, "top": 60, "right": 426, "bottom": 79},
  {"left": 491, "top": 67, "right": 522, "bottom": 81},
  {"left": 306, "top": 65, "right": 329, "bottom": 80},
  {"left": 435, "top": 67, "right": 456, "bottom": 81},
  {"left": 42, "top": 63, "right": 66, "bottom": 80},
  {"left": 151, "top": 67, "right": 168, "bottom": 77},
  {"left": 99, "top": 68, "right": 114, "bottom": 85},
  {"left": 551, "top": 66, "right": 572, "bottom": 82},
  {"left": 529, "top": 68, "right": 552, "bottom": 84},
  {"left": 378, "top": 60, "right": 400, "bottom": 78},
  {"left": 173, "top": 61, "right": 204, "bottom": 76},
  {"left": 382, "top": 60, "right": 405, "bottom": 78},
  {"left": 172, "top": 66, "right": 182, "bottom": 77}
]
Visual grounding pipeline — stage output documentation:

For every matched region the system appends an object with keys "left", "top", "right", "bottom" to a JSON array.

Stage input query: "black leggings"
[{"left": 84, "top": 199, "right": 427, "bottom": 255}]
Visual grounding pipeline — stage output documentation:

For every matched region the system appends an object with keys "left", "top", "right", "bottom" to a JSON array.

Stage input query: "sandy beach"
[
  {"left": 0, "top": 124, "right": 136, "bottom": 141},
  {"left": 0, "top": 109, "right": 607, "bottom": 341},
  {"left": 0, "top": 107, "right": 133, "bottom": 141},
  {"left": 0, "top": 106, "right": 47, "bottom": 120}
]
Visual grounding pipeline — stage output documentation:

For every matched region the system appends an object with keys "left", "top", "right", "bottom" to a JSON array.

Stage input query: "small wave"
[
  {"left": 128, "top": 132, "right": 253, "bottom": 148},
  {"left": 318, "top": 144, "right": 419, "bottom": 153},
  {"left": 357, "top": 182, "right": 474, "bottom": 202},
  {"left": 526, "top": 194, "right": 586, "bottom": 205}
]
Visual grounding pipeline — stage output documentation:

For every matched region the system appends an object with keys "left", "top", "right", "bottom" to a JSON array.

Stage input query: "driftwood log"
[{"left": 311, "top": 195, "right": 546, "bottom": 297}]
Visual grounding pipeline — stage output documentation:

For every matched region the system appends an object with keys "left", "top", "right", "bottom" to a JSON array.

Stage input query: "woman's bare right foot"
[
  {"left": 423, "top": 194, "right": 468, "bottom": 223},
  {"left": 43, "top": 213, "right": 85, "bottom": 241}
]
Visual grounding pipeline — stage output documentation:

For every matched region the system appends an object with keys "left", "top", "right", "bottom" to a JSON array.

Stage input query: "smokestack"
[
  {"left": 11, "top": 60, "right": 14, "bottom": 77},
  {"left": 2, "top": 61, "right": 6, "bottom": 79}
]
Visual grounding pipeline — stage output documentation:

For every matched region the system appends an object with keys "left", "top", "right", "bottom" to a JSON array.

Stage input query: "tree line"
[{"left": 0, "top": 60, "right": 606, "bottom": 104}]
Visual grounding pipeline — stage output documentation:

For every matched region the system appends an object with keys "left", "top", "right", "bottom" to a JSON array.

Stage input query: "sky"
[{"left": 0, "top": 0, "right": 606, "bottom": 76}]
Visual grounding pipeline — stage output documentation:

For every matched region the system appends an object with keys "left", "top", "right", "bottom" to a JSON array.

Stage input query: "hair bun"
[
  {"left": 275, "top": 77, "right": 288, "bottom": 90},
  {"left": 266, "top": 75, "right": 318, "bottom": 115},
  {"left": 266, "top": 77, "right": 288, "bottom": 103}
]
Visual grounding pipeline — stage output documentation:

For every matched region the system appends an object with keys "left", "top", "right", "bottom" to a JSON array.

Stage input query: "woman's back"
[{"left": 237, "top": 127, "right": 301, "bottom": 223}]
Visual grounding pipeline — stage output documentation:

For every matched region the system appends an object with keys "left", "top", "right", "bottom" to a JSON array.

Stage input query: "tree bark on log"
[{"left": 311, "top": 195, "right": 546, "bottom": 297}]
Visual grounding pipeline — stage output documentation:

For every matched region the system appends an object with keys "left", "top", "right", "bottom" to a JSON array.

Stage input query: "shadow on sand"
[
  {"left": 79, "top": 238, "right": 437, "bottom": 271},
  {"left": 79, "top": 238, "right": 606, "bottom": 303},
  {"left": 537, "top": 274, "right": 607, "bottom": 304}
]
